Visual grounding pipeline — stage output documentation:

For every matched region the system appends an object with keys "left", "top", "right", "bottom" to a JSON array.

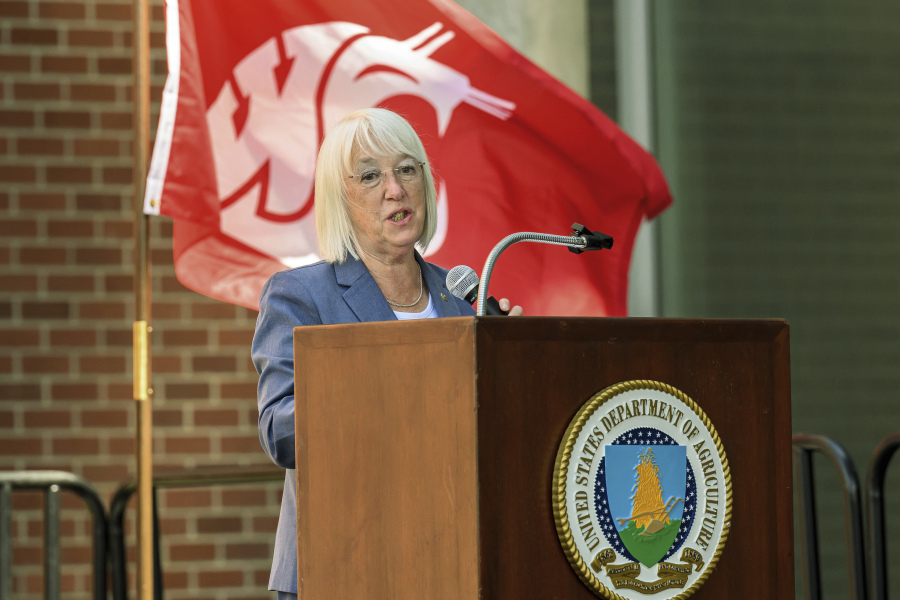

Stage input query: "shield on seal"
[{"left": 605, "top": 443, "right": 687, "bottom": 567}]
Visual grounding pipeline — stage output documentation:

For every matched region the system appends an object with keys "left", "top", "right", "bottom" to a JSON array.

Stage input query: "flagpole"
[{"left": 131, "top": 0, "right": 153, "bottom": 598}]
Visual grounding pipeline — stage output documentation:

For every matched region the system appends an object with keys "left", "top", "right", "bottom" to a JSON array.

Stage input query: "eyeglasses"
[{"left": 347, "top": 161, "right": 426, "bottom": 189}]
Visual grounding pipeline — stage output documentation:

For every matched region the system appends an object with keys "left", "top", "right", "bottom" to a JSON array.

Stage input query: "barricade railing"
[
  {"left": 0, "top": 470, "right": 108, "bottom": 600},
  {"left": 109, "top": 464, "right": 284, "bottom": 600},
  {"left": 793, "top": 433, "right": 868, "bottom": 600},
  {"left": 865, "top": 431, "right": 900, "bottom": 600}
]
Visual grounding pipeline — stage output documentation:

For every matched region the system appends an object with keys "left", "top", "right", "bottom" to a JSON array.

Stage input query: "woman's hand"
[{"left": 499, "top": 298, "right": 524, "bottom": 316}]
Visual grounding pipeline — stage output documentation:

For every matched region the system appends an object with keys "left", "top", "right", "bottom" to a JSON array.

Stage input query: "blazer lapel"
[
  {"left": 335, "top": 256, "right": 396, "bottom": 323},
  {"left": 418, "top": 253, "right": 465, "bottom": 318}
]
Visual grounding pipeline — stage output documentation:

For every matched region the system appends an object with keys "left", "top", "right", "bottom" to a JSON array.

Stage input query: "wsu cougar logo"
[{"left": 206, "top": 22, "right": 515, "bottom": 266}]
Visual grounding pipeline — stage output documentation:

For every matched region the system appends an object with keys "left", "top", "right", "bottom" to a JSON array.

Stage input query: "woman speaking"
[{"left": 252, "top": 108, "right": 521, "bottom": 598}]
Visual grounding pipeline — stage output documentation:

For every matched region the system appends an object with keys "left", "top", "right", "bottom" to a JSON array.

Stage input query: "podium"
[{"left": 293, "top": 317, "right": 793, "bottom": 599}]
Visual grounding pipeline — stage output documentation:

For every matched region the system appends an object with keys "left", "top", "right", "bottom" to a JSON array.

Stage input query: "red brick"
[
  {"left": 152, "top": 302, "right": 181, "bottom": 319},
  {"left": 76, "top": 192, "right": 123, "bottom": 211},
  {"left": 170, "top": 543, "right": 215, "bottom": 561},
  {"left": 17, "top": 138, "right": 64, "bottom": 156},
  {"left": 145, "top": 250, "right": 169, "bottom": 269},
  {"left": 0, "top": 110, "right": 33, "bottom": 127},
  {"left": 154, "top": 409, "right": 183, "bottom": 426},
  {"left": 107, "top": 383, "right": 132, "bottom": 401},
  {"left": 50, "top": 329, "right": 96, "bottom": 346},
  {"left": 0, "top": 275, "right": 38, "bottom": 291},
  {"left": 0, "top": 358, "right": 11, "bottom": 374},
  {"left": 24, "top": 410, "right": 71, "bottom": 428},
  {"left": 253, "top": 515, "right": 279, "bottom": 533},
  {"left": 162, "top": 330, "right": 208, "bottom": 346},
  {"left": 191, "top": 303, "right": 236, "bottom": 319},
  {"left": 50, "top": 383, "right": 97, "bottom": 401},
  {"left": 0, "top": 384, "right": 41, "bottom": 401},
  {"left": 45, "top": 110, "right": 90, "bottom": 128},
  {"left": 22, "top": 301, "right": 70, "bottom": 319},
  {"left": 68, "top": 29, "right": 114, "bottom": 47},
  {"left": 105, "top": 275, "right": 132, "bottom": 292},
  {"left": 102, "top": 166, "right": 131, "bottom": 184},
  {"left": 20, "top": 247, "right": 66, "bottom": 265},
  {"left": 82, "top": 463, "right": 129, "bottom": 483},
  {"left": 165, "top": 437, "right": 210, "bottom": 454},
  {"left": 0, "top": 438, "right": 42, "bottom": 455},
  {"left": 81, "top": 409, "right": 128, "bottom": 427},
  {"left": 11, "top": 28, "right": 57, "bottom": 45},
  {"left": 0, "top": 54, "right": 30, "bottom": 71},
  {"left": 153, "top": 355, "right": 181, "bottom": 373},
  {"left": 96, "top": 3, "right": 130, "bottom": 20},
  {"left": 22, "top": 356, "right": 69, "bottom": 373},
  {"left": 41, "top": 55, "right": 87, "bottom": 73},
  {"left": 14, "top": 82, "right": 60, "bottom": 100},
  {"left": 39, "top": 2, "right": 86, "bottom": 19},
  {"left": 100, "top": 112, "right": 130, "bottom": 129},
  {"left": 225, "top": 542, "right": 268, "bottom": 560},
  {"left": 197, "top": 516, "right": 242, "bottom": 534},
  {"left": 159, "top": 276, "right": 189, "bottom": 294},
  {"left": 221, "top": 382, "right": 256, "bottom": 399},
  {"left": 19, "top": 192, "right": 65, "bottom": 210},
  {"left": 198, "top": 570, "right": 243, "bottom": 588},
  {"left": 70, "top": 83, "right": 117, "bottom": 102},
  {"left": 195, "top": 409, "right": 239, "bottom": 427},
  {"left": 97, "top": 57, "right": 131, "bottom": 74},
  {"left": 108, "top": 437, "right": 134, "bottom": 454},
  {"left": 164, "top": 383, "right": 209, "bottom": 401},
  {"left": 74, "top": 139, "right": 120, "bottom": 157},
  {"left": 0, "top": 218, "right": 37, "bottom": 236},
  {"left": 47, "top": 165, "right": 93, "bottom": 183},
  {"left": 218, "top": 329, "right": 254, "bottom": 346},
  {"left": 165, "top": 489, "right": 212, "bottom": 509},
  {"left": 103, "top": 220, "right": 132, "bottom": 238},
  {"left": 0, "top": 165, "right": 36, "bottom": 182},
  {"left": 79, "top": 355, "right": 126, "bottom": 373},
  {"left": 48, "top": 220, "right": 93, "bottom": 236},
  {"left": 79, "top": 302, "right": 125, "bottom": 319},
  {"left": 159, "top": 517, "right": 187, "bottom": 535},
  {"left": 192, "top": 356, "right": 236, "bottom": 372},
  {"left": 0, "top": 329, "right": 40, "bottom": 346},
  {"left": 75, "top": 247, "right": 121, "bottom": 265},
  {"left": 104, "top": 328, "right": 131, "bottom": 345},
  {"left": 222, "top": 436, "right": 260, "bottom": 453},
  {"left": 48, "top": 275, "right": 94, "bottom": 292},
  {"left": 0, "top": 2, "right": 29, "bottom": 17},
  {"left": 53, "top": 438, "right": 100, "bottom": 455},
  {"left": 222, "top": 489, "right": 267, "bottom": 507}
]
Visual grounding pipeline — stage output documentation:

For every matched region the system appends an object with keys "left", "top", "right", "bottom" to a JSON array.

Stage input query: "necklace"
[{"left": 385, "top": 263, "right": 423, "bottom": 308}]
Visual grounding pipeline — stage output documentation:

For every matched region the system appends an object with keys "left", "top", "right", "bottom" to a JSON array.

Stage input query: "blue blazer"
[{"left": 251, "top": 252, "right": 474, "bottom": 593}]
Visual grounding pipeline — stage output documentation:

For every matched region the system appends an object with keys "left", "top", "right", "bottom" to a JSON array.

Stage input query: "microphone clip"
[{"left": 569, "top": 222, "right": 614, "bottom": 254}]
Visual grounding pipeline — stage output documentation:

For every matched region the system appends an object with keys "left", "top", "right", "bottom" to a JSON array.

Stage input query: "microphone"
[{"left": 446, "top": 265, "right": 509, "bottom": 316}]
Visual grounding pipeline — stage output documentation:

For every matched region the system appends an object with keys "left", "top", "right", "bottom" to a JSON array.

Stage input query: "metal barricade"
[
  {"left": 109, "top": 464, "right": 284, "bottom": 600},
  {"left": 793, "top": 433, "right": 868, "bottom": 600},
  {"left": 0, "top": 470, "right": 108, "bottom": 600},
  {"left": 865, "top": 431, "right": 900, "bottom": 600}
]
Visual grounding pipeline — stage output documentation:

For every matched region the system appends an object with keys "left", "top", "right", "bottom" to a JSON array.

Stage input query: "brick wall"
[{"left": 0, "top": 1, "right": 280, "bottom": 598}]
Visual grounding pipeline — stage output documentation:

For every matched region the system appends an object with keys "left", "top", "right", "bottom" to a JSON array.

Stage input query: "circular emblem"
[{"left": 553, "top": 380, "right": 731, "bottom": 599}]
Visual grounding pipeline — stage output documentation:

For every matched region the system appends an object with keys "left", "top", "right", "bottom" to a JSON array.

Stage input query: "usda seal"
[{"left": 552, "top": 380, "right": 731, "bottom": 599}]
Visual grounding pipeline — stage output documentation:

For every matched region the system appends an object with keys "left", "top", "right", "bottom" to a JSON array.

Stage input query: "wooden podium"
[{"left": 293, "top": 317, "right": 793, "bottom": 599}]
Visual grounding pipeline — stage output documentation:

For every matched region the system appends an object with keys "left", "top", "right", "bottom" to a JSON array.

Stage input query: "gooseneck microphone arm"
[{"left": 476, "top": 223, "right": 613, "bottom": 316}]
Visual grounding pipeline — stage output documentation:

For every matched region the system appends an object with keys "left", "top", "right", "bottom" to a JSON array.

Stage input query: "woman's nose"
[{"left": 382, "top": 171, "right": 404, "bottom": 198}]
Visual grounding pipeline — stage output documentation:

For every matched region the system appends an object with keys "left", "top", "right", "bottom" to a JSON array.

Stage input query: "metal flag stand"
[{"left": 131, "top": 0, "right": 153, "bottom": 598}]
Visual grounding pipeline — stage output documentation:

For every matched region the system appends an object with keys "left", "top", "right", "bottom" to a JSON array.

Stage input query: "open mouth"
[{"left": 389, "top": 210, "right": 409, "bottom": 222}]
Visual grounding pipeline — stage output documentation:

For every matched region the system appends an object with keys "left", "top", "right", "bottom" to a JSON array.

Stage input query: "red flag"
[{"left": 145, "top": 0, "right": 671, "bottom": 315}]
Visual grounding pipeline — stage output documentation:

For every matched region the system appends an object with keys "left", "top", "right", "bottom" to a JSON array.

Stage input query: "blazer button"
[{"left": 441, "top": 293, "right": 448, "bottom": 302}]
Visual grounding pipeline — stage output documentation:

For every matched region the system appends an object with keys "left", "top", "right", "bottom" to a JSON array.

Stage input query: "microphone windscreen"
[{"left": 446, "top": 265, "right": 479, "bottom": 303}]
